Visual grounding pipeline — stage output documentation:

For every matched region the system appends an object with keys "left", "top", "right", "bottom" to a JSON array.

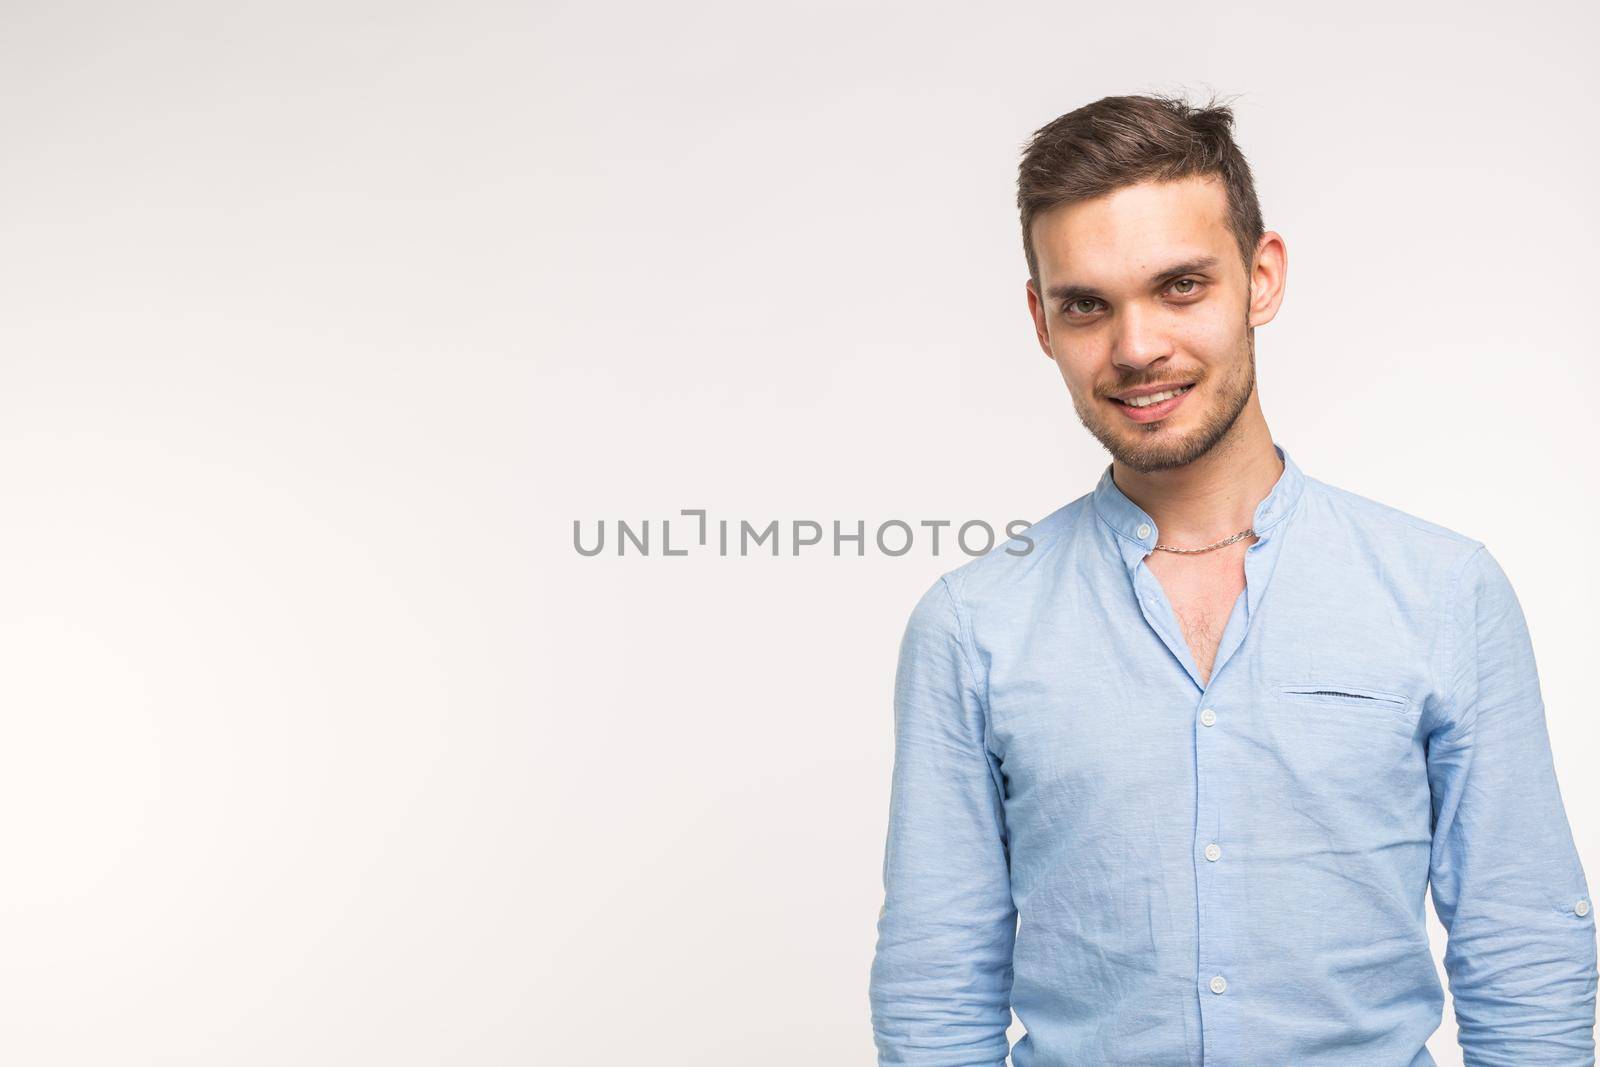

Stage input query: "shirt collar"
[{"left": 1091, "top": 441, "right": 1306, "bottom": 557}]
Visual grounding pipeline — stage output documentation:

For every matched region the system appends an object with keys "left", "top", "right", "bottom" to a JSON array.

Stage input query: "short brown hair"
[{"left": 1017, "top": 92, "right": 1264, "bottom": 289}]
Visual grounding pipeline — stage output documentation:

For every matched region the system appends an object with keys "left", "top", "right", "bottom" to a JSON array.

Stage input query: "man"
[{"left": 868, "top": 93, "right": 1597, "bottom": 1065}]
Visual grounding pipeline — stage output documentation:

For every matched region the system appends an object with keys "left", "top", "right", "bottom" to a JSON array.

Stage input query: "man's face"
[{"left": 1026, "top": 175, "right": 1274, "bottom": 474}]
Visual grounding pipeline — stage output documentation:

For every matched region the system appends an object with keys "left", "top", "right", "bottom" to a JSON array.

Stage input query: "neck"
[{"left": 1110, "top": 422, "right": 1283, "bottom": 549}]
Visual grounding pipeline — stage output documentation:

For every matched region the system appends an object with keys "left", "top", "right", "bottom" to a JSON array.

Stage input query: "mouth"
[{"left": 1109, "top": 382, "right": 1195, "bottom": 423}]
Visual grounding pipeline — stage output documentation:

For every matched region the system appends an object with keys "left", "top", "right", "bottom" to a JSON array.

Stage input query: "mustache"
[{"left": 1102, "top": 375, "right": 1200, "bottom": 396}]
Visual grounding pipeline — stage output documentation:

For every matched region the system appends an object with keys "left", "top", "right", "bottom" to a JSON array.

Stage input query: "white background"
[{"left": 1, "top": 1, "right": 1595, "bottom": 1063}]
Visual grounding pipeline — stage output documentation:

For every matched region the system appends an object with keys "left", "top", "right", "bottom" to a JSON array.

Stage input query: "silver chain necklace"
[{"left": 1153, "top": 527, "right": 1256, "bottom": 554}]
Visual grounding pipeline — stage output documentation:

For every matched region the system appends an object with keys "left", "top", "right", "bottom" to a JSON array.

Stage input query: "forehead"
[{"left": 1032, "top": 175, "right": 1234, "bottom": 287}]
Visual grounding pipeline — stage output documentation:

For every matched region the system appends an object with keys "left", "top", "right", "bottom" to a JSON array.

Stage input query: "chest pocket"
[
  {"left": 1265, "top": 683, "right": 1419, "bottom": 794},
  {"left": 1281, "top": 684, "right": 1412, "bottom": 713},
  {"left": 1277, "top": 683, "right": 1417, "bottom": 736}
]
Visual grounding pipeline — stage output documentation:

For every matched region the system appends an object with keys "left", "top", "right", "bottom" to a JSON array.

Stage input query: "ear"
[
  {"left": 1025, "top": 278, "right": 1054, "bottom": 360},
  {"left": 1247, "top": 232, "right": 1287, "bottom": 328}
]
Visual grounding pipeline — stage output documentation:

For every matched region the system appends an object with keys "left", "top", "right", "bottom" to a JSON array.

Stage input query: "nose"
[{"left": 1112, "top": 302, "right": 1175, "bottom": 371}]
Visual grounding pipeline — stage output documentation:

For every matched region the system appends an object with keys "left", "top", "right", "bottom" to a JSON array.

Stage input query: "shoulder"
[
  {"left": 924, "top": 492, "right": 1090, "bottom": 609},
  {"left": 1303, "top": 475, "right": 1479, "bottom": 551},
  {"left": 1296, "top": 474, "right": 1486, "bottom": 578},
  {"left": 893, "top": 492, "right": 1096, "bottom": 663}
]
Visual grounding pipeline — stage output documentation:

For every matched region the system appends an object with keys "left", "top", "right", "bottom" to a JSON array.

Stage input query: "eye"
[
  {"left": 1169, "top": 277, "right": 1203, "bottom": 297},
  {"left": 1062, "top": 297, "right": 1102, "bottom": 317}
]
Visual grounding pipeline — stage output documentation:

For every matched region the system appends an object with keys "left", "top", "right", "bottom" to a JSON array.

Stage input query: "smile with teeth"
[{"left": 1117, "top": 384, "right": 1194, "bottom": 408}]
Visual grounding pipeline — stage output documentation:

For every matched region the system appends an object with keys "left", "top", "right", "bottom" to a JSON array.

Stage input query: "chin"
[{"left": 1096, "top": 409, "right": 1221, "bottom": 473}]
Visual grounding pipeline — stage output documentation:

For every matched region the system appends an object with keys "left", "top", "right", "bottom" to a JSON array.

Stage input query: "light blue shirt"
[{"left": 869, "top": 442, "right": 1597, "bottom": 1065}]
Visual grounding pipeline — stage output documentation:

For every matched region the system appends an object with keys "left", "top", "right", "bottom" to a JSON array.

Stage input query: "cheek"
[
  {"left": 1052, "top": 351, "right": 1101, "bottom": 396},
  {"left": 1181, "top": 303, "right": 1246, "bottom": 353}
]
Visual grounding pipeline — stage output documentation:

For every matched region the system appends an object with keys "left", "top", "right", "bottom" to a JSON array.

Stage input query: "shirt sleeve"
[
  {"left": 868, "top": 574, "right": 1017, "bottom": 1066},
  {"left": 1427, "top": 543, "right": 1598, "bottom": 1064}
]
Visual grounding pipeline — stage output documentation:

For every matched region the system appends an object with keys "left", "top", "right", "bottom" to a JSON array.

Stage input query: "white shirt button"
[
  {"left": 1577, "top": 899, "right": 1590, "bottom": 916},
  {"left": 1136, "top": 523, "right": 1152, "bottom": 539},
  {"left": 1204, "top": 843, "right": 1222, "bottom": 862},
  {"left": 1200, "top": 708, "right": 1217, "bottom": 726},
  {"left": 1209, "top": 975, "right": 1227, "bottom": 994}
]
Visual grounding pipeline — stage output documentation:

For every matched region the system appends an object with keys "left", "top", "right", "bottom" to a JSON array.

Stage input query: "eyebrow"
[{"left": 1045, "top": 255, "right": 1220, "bottom": 304}]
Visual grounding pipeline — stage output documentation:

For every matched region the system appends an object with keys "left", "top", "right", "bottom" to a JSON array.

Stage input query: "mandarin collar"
[{"left": 1091, "top": 442, "right": 1305, "bottom": 560}]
